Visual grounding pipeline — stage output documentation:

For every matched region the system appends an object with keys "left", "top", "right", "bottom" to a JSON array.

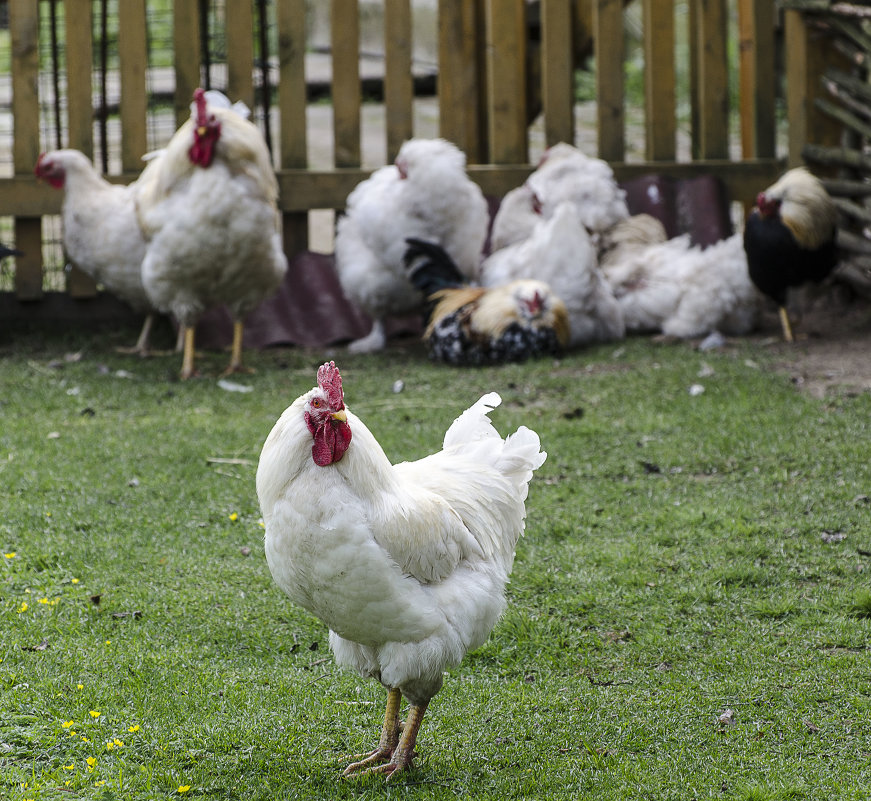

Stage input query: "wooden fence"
[{"left": 0, "top": 0, "right": 839, "bottom": 313}]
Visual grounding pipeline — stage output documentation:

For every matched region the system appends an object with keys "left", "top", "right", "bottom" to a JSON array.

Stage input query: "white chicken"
[
  {"left": 334, "top": 138, "right": 489, "bottom": 353},
  {"left": 483, "top": 202, "right": 625, "bottom": 346},
  {"left": 256, "top": 361, "right": 546, "bottom": 779},
  {"left": 602, "top": 216, "right": 762, "bottom": 338},
  {"left": 34, "top": 149, "right": 155, "bottom": 354},
  {"left": 135, "top": 88, "right": 288, "bottom": 378},
  {"left": 489, "top": 142, "right": 629, "bottom": 253}
]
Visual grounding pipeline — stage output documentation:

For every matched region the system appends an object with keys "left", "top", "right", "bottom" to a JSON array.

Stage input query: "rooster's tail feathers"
[
  {"left": 442, "top": 392, "right": 502, "bottom": 450},
  {"left": 404, "top": 237, "right": 467, "bottom": 297}
]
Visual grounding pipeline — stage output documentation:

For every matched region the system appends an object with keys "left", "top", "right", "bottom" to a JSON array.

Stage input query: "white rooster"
[
  {"left": 334, "top": 138, "right": 489, "bottom": 353},
  {"left": 136, "top": 88, "right": 288, "bottom": 378},
  {"left": 34, "top": 149, "right": 156, "bottom": 354},
  {"left": 256, "top": 361, "right": 546, "bottom": 779}
]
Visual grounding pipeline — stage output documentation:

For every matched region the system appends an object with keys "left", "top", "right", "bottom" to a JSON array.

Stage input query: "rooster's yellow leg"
[
  {"left": 379, "top": 699, "right": 429, "bottom": 780},
  {"left": 222, "top": 320, "right": 253, "bottom": 375},
  {"left": 778, "top": 306, "right": 794, "bottom": 343},
  {"left": 342, "top": 687, "right": 402, "bottom": 776},
  {"left": 180, "top": 326, "right": 197, "bottom": 379}
]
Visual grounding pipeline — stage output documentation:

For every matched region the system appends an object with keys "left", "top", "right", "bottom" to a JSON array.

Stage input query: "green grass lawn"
[{"left": 1, "top": 327, "right": 869, "bottom": 800}]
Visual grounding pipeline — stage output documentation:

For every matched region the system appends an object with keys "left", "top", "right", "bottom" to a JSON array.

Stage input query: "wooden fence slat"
[
  {"left": 485, "top": 0, "right": 528, "bottom": 163},
  {"left": 738, "top": 0, "right": 776, "bottom": 159},
  {"left": 332, "top": 0, "right": 362, "bottom": 168},
  {"left": 63, "top": 0, "right": 98, "bottom": 297},
  {"left": 174, "top": 0, "right": 202, "bottom": 129},
  {"left": 277, "top": 0, "right": 309, "bottom": 254},
  {"left": 692, "top": 0, "right": 729, "bottom": 160},
  {"left": 642, "top": 0, "right": 676, "bottom": 161},
  {"left": 541, "top": 0, "right": 574, "bottom": 147},
  {"left": 594, "top": 0, "right": 625, "bottom": 161},
  {"left": 118, "top": 0, "right": 148, "bottom": 171},
  {"left": 226, "top": 1, "right": 255, "bottom": 111},
  {"left": 384, "top": 0, "right": 414, "bottom": 162},
  {"left": 437, "top": 0, "right": 486, "bottom": 162},
  {"left": 10, "top": 0, "right": 43, "bottom": 300}
]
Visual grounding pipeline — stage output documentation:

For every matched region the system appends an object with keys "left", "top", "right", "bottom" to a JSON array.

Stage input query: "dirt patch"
[{"left": 744, "top": 283, "right": 871, "bottom": 399}]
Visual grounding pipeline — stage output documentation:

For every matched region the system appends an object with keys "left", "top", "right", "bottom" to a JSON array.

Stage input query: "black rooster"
[{"left": 743, "top": 167, "right": 838, "bottom": 341}]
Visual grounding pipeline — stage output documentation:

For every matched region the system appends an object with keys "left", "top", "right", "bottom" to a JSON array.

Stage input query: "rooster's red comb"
[
  {"left": 317, "top": 361, "right": 345, "bottom": 410},
  {"left": 193, "top": 88, "right": 208, "bottom": 125}
]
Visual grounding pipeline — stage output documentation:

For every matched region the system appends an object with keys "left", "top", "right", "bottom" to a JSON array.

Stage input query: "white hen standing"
[
  {"left": 256, "top": 361, "right": 546, "bottom": 779},
  {"left": 334, "top": 138, "right": 489, "bottom": 353},
  {"left": 35, "top": 149, "right": 155, "bottom": 354},
  {"left": 136, "top": 88, "right": 288, "bottom": 378}
]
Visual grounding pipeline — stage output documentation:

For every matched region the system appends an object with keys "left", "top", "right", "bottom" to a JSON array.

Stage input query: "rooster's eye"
[{"left": 312, "top": 398, "right": 322, "bottom": 409}]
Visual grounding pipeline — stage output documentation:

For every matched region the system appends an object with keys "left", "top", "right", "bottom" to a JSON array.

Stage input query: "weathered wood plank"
[
  {"left": 10, "top": 0, "right": 43, "bottom": 300},
  {"left": 277, "top": 0, "right": 309, "bottom": 253},
  {"left": 174, "top": 0, "right": 202, "bottom": 129},
  {"left": 692, "top": 0, "right": 729, "bottom": 160},
  {"left": 541, "top": 0, "right": 574, "bottom": 147},
  {"left": 485, "top": 0, "right": 528, "bottom": 163},
  {"left": 437, "top": 0, "right": 486, "bottom": 161},
  {"left": 226, "top": 1, "right": 255, "bottom": 111},
  {"left": 385, "top": 0, "right": 414, "bottom": 162},
  {"left": 332, "top": 0, "right": 362, "bottom": 168},
  {"left": 64, "top": 0, "right": 98, "bottom": 297},
  {"left": 642, "top": 0, "right": 675, "bottom": 161},
  {"left": 118, "top": 0, "right": 148, "bottom": 170},
  {"left": 594, "top": 0, "right": 625, "bottom": 161},
  {"left": 738, "top": 0, "right": 776, "bottom": 158}
]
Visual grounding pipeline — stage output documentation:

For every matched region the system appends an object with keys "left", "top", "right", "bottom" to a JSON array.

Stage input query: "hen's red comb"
[
  {"left": 317, "top": 361, "right": 345, "bottom": 410},
  {"left": 193, "top": 88, "right": 208, "bottom": 126}
]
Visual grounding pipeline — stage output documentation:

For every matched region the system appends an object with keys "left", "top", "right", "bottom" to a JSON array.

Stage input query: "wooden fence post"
[
  {"left": 278, "top": 0, "right": 309, "bottom": 255},
  {"left": 332, "top": 0, "right": 362, "bottom": 169},
  {"left": 10, "top": 0, "right": 43, "bottom": 300},
  {"left": 174, "top": 0, "right": 202, "bottom": 130},
  {"left": 738, "top": 0, "right": 776, "bottom": 159},
  {"left": 118, "top": 0, "right": 148, "bottom": 171},
  {"left": 65, "top": 0, "right": 98, "bottom": 297},
  {"left": 642, "top": 0, "right": 675, "bottom": 162},
  {"left": 594, "top": 0, "right": 625, "bottom": 161},
  {"left": 541, "top": 0, "right": 574, "bottom": 148},
  {"left": 384, "top": 0, "right": 414, "bottom": 162},
  {"left": 691, "top": 0, "right": 729, "bottom": 160}
]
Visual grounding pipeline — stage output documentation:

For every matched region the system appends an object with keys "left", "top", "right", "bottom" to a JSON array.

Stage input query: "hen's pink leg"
[{"left": 342, "top": 687, "right": 402, "bottom": 776}]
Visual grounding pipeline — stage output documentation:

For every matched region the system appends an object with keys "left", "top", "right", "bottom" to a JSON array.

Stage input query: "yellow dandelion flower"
[
  {"left": 71, "top": 578, "right": 79, "bottom": 584},
  {"left": 17, "top": 602, "right": 27, "bottom": 613},
  {"left": 63, "top": 764, "right": 74, "bottom": 771},
  {"left": 77, "top": 683, "right": 84, "bottom": 690},
  {"left": 86, "top": 757, "right": 96, "bottom": 771},
  {"left": 95, "top": 780, "right": 106, "bottom": 787},
  {"left": 89, "top": 710, "right": 100, "bottom": 718},
  {"left": 38, "top": 597, "right": 49, "bottom": 604},
  {"left": 62, "top": 720, "right": 75, "bottom": 728},
  {"left": 4, "top": 552, "right": 15, "bottom": 559},
  {"left": 128, "top": 724, "right": 140, "bottom": 733},
  {"left": 106, "top": 740, "right": 114, "bottom": 750},
  {"left": 68, "top": 730, "right": 78, "bottom": 738},
  {"left": 113, "top": 738, "right": 124, "bottom": 747},
  {"left": 178, "top": 785, "right": 191, "bottom": 794},
  {"left": 229, "top": 512, "right": 239, "bottom": 522},
  {"left": 80, "top": 736, "right": 90, "bottom": 743}
]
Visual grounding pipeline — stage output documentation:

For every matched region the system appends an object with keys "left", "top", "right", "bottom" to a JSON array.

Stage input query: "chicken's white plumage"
[
  {"left": 483, "top": 202, "right": 625, "bottom": 346},
  {"left": 256, "top": 364, "right": 545, "bottom": 777},
  {"left": 334, "top": 138, "right": 489, "bottom": 352}
]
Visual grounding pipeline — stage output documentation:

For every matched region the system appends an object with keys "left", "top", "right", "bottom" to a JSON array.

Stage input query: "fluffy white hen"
[
  {"left": 483, "top": 202, "right": 625, "bottom": 346},
  {"left": 489, "top": 142, "right": 629, "bottom": 253},
  {"left": 136, "top": 88, "right": 288, "bottom": 378},
  {"left": 34, "top": 149, "right": 155, "bottom": 354},
  {"left": 334, "top": 138, "right": 489, "bottom": 353},
  {"left": 602, "top": 216, "right": 762, "bottom": 338},
  {"left": 256, "top": 361, "right": 546, "bottom": 779}
]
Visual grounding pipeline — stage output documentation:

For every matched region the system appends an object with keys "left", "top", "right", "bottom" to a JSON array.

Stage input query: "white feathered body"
[
  {"left": 482, "top": 202, "right": 625, "bottom": 346},
  {"left": 603, "top": 232, "right": 762, "bottom": 337},
  {"left": 136, "top": 103, "right": 287, "bottom": 327},
  {"left": 334, "top": 138, "right": 489, "bottom": 321},
  {"left": 257, "top": 392, "right": 545, "bottom": 705},
  {"left": 38, "top": 149, "right": 150, "bottom": 312}
]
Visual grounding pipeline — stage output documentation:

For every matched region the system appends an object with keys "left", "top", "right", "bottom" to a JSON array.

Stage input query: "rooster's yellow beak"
[{"left": 331, "top": 410, "right": 347, "bottom": 423}]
